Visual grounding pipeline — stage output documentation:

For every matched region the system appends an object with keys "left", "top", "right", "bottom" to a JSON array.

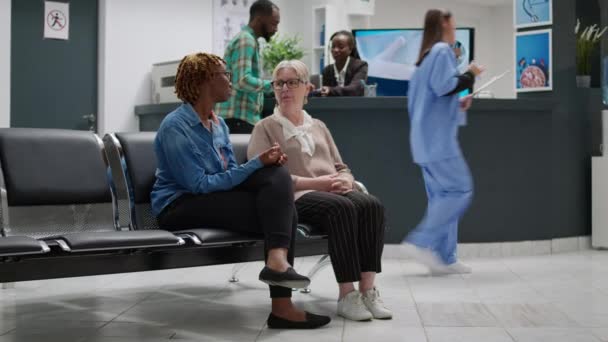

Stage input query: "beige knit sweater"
[{"left": 247, "top": 112, "right": 355, "bottom": 200}]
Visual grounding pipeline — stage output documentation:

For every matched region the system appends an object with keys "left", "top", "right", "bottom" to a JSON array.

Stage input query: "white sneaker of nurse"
[
  {"left": 338, "top": 291, "right": 373, "bottom": 321},
  {"left": 431, "top": 261, "right": 472, "bottom": 275},
  {"left": 362, "top": 287, "right": 392, "bottom": 319},
  {"left": 447, "top": 261, "right": 472, "bottom": 274},
  {"left": 402, "top": 243, "right": 450, "bottom": 274}
]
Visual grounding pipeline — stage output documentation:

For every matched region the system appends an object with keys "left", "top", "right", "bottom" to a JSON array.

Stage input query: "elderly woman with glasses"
[
  {"left": 248, "top": 60, "right": 392, "bottom": 322},
  {"left": 150, "top": 53, "right": 331, "bottom": 329}
]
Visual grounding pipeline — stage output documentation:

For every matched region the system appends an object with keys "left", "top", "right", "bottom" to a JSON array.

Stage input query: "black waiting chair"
[
  {"left": 104, "top": 132, "right": 335, "bottom": 292},
  {"left": 103, "top": 133, "right": 264, "bottom": 247},
  {"left": 0, "top": 128, "right": 184, "bottom": 255},
  {"left": 0, "top": 236, "right": 50, "bottom": 257}
]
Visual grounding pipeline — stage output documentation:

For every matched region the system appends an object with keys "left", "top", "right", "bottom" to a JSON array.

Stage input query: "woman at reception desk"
[{"left": 319, "top": 30, "right": 368, "bottom": 97}]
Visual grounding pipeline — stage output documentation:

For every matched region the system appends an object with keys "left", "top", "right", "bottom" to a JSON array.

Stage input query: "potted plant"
[
  {"left": 261, "top": 34, "right": 305, "bottom": 76},
  {"left": 575, "top": 19, "right": 607, "bottom": 88}
]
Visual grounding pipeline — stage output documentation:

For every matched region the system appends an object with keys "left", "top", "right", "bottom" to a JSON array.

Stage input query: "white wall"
[
  {"left": 0, "top": 0, "right": 11, "bottom": 128},
  {"left": 98, "top": 0, "right": 213, "bottom": 134},
  {"left": 274, "top": 0, "right": 338, "bottom": 72},
  {"left": 489, "top": 4, "right": 516, "bottom": 98},
  {"left": 274, "top": 0, "right": 315, "bottom": 69}
]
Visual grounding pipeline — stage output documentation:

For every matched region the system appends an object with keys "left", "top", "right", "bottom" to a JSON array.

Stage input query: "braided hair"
[{"left": 174, "top": 52, "right": 226, "bottom": 105}]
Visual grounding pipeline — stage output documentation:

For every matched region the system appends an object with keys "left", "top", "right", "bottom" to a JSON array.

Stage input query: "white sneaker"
[
  {"left": 447, "top": 261, "right": 472, "bottom": 274},
  {"left": 337, "top": 291, "right": 373, "bottom": 321},
  {"left": 402, "top": 243, "right": 450, "bottom": 274},
  {"left": 431, "top": 261, "right": 472, "bottom": 276},
  {"left": 362, "top": 287, "right": 392, "bottom": 320}
]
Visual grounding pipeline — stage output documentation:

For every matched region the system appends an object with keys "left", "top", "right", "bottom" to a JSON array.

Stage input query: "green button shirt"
[{"left": 215, "top": 26, "right": 272, "bottom": 125}]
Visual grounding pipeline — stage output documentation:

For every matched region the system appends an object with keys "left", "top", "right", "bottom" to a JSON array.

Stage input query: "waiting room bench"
[
  {"left": 104, "top": 132, "right": 333, "bottom": 290},
  {"left": 0, "top": 128, "right": 330, "bottom": 289}
]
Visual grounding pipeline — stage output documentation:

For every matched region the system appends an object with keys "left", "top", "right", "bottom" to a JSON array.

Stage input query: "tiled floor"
[{"left": 1, "top": 250, "right": 608, "bottom": 341}]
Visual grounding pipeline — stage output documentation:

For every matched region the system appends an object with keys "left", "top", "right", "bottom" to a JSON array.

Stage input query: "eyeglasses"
[
  {"left": 214, "top": 71, "right": 232, "bottom": 79},
  {"left": 271, "top": 79, "right": 304, "bottom": 89}
]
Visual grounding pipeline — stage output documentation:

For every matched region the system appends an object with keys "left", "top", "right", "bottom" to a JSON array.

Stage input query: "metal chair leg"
[
  {"left": 301, "top": 255, "right": 331, "bottom": 294},
  {"left": 229, "top": 263, "right": 248, "bottom": 283}
]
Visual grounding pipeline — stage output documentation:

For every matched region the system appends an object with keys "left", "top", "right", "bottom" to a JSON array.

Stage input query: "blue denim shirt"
[
  {"left": 408, "top": 43, "right": 464, "bottom": 164},
  {"left": 150, "top": 103, "right": 263, "bottom": 216}
]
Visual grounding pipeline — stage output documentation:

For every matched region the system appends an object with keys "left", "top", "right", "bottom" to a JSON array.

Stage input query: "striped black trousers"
[{"left": 295, "top": 191, "right": 385, "bottom": 283}]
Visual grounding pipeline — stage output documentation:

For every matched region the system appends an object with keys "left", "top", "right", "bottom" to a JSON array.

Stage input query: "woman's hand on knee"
[
  {"left": 313, "top": 173, "right": 340, "bottom": 192},
  {"left": 330, "top": 177, "right": 353, "bottom": 194}
]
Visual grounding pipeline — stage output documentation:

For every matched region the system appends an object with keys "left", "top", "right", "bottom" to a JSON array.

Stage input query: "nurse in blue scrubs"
[{"left": 402, "top": 9, "right": 484, "bottom": 275}]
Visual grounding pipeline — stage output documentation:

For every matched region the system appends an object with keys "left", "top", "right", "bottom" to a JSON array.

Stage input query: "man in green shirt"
[{"left": 216, "top": 0, "right": 280, "bottom": 133}]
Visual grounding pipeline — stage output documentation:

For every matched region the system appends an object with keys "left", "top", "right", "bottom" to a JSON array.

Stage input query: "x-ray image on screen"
[{"left": 354, "top": 28, "right": 474, "bottom": 96}]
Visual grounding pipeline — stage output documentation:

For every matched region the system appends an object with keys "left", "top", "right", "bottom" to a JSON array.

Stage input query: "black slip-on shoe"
[
  {"left": 258, "top": 266, "right": 311, "bottom": 289},
  {"left": 267, "top": 312, "right": 331, "bottom": 329}
]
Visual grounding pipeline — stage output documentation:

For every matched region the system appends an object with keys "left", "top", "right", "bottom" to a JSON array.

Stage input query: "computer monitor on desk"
[
  {"left": 353, "top": 28, "right": 475, "bottom": 96},
  {"left": 310, "top": 74, "right": 321, "bottom": 90}
]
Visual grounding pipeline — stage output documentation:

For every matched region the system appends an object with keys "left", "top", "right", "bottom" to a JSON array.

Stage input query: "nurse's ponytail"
[{"left": 416, "top": 9, "right": 452, "bottom": 66}]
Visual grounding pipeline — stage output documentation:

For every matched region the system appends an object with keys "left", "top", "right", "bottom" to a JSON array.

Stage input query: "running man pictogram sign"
[{"left": 44, "top": 1, "right": 69, "bottom": 40}]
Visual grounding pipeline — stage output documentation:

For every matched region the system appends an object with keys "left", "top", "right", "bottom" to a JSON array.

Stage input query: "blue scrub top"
[{"left": 408, "top": 42, "right": 465, "bottom": 164}]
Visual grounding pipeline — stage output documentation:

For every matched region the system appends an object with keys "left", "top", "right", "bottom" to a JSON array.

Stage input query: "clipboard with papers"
[{"left": 472, "top": 70, "right": 511, "bottom": 96}]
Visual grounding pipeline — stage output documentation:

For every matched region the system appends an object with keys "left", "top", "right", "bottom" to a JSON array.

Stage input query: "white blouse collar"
[{"left": 271, "top": 108, "right": 315, "bottom": 157}]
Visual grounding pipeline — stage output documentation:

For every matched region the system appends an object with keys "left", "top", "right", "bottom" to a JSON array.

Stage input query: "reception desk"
[{"left": 135, "top": 96, "right": 590, "bottom": 244}]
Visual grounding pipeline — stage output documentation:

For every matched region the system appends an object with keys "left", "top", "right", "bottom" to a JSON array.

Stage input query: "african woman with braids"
[
  {"left": 320, "top": 30, "right": 368, "bottom": 97},
  {"left": 150, "top": 52, "right": 330, "bottom": 329}
]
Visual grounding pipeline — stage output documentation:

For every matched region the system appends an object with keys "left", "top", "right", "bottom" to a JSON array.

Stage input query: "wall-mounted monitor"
[{"left": 353, "top": 28, "right": 475, "bottom": 96}]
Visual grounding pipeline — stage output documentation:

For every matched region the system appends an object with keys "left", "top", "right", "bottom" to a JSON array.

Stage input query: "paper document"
[{"left": 473, "top": 70, "right": 510, "bottom": 95}]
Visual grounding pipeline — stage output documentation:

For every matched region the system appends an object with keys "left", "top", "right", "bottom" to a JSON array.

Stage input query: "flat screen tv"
[{"left": 353, "top": 28, "right": 475, "bottom": 96}]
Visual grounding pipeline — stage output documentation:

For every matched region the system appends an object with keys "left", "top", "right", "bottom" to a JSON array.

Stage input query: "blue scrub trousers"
[{"left": 405, "top": 156, "right": 473, "bottom": 265}]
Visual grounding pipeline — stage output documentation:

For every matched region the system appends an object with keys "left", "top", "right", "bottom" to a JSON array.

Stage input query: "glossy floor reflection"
[{"left": 1, "top": 250, "right": 607, "bottom": 341}]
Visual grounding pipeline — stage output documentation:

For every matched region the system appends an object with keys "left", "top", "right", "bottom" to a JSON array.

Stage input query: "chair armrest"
[{"left": 354, "top": 181, "right": 369, "bottom": 194}]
